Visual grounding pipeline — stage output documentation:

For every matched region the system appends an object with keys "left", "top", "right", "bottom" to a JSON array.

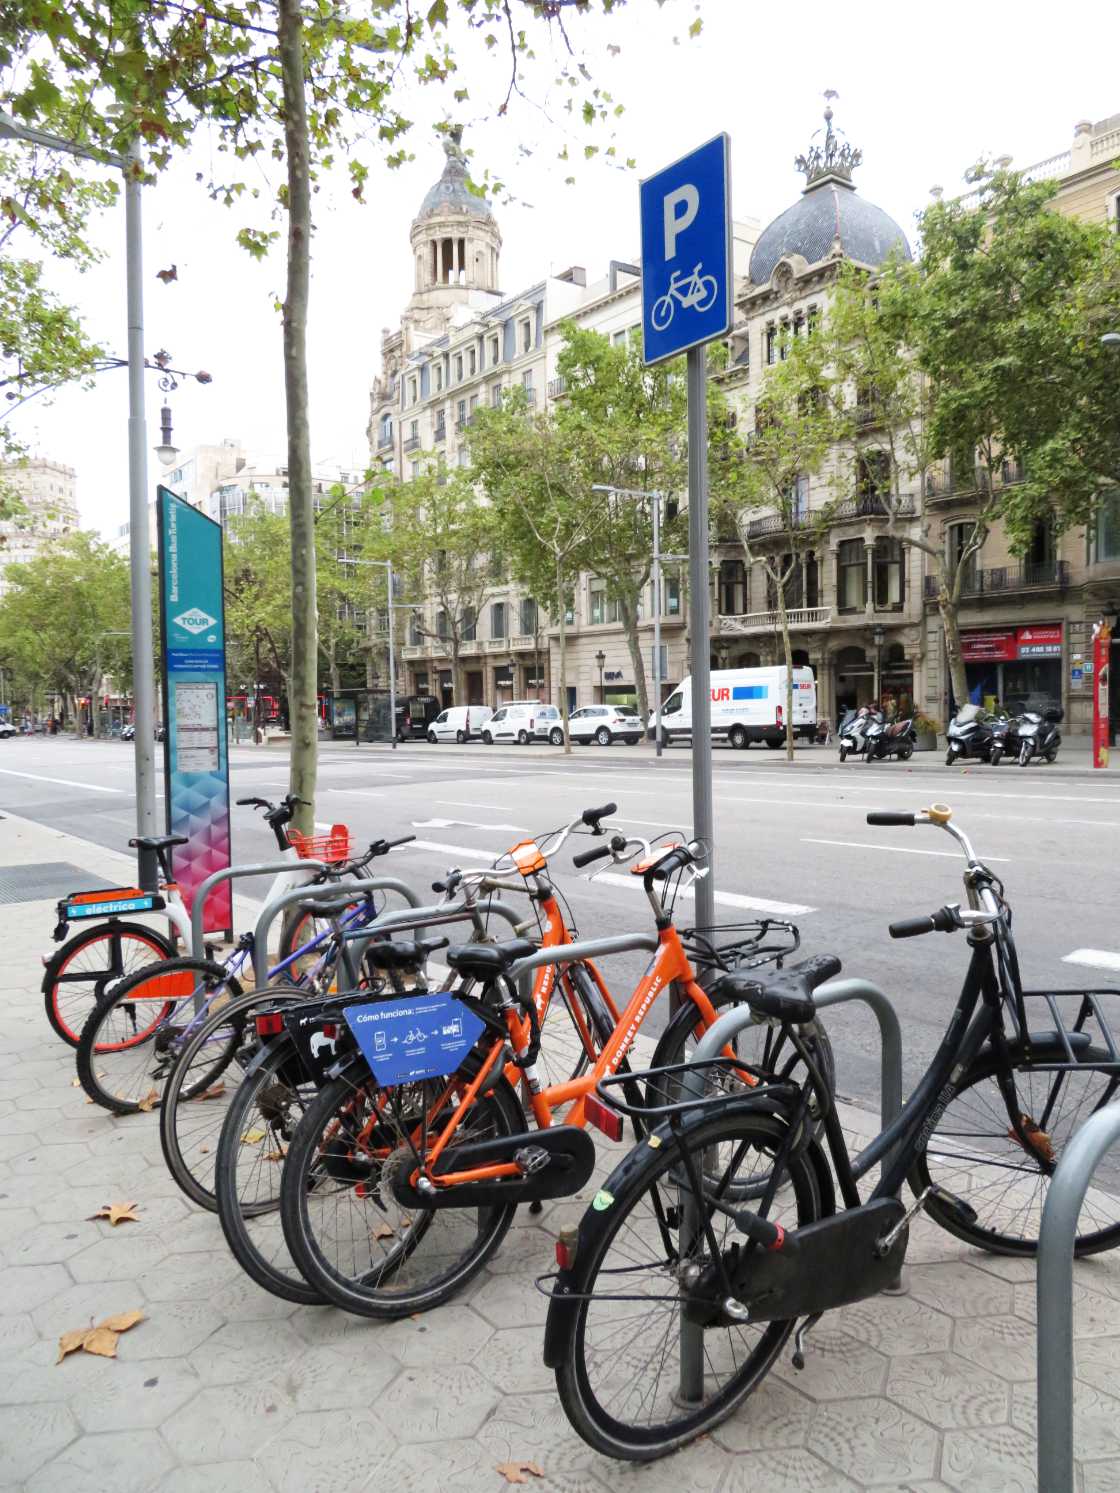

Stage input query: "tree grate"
[{"left": 0, "top": 862, "right": 117, "bottom": 905}]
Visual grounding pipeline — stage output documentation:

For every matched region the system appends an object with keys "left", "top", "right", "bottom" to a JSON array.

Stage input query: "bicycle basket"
[{"left": 289, "top": 824, "right": 352, "bottom": 863}]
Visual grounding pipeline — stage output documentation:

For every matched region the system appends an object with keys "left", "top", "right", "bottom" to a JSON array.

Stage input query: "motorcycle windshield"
[{"left": 954, "top": 704, "right": 984, "bottom": 725}]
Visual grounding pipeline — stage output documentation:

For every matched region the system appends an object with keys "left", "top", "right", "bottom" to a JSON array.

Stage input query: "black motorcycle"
[
  {"left": 1006, "top": 706, "right": 1063, "bottom": 765},
  {"left": 864, "top": 714, "right": 917, "bottom": 763},
  {"left": 837, "top": 705, "right": 875, "bottom": 762},
  {"left": 945, "top": 704, "right": 1000, "bottom": 766}
]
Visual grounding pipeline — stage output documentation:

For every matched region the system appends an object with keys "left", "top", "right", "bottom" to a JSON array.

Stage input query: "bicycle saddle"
[
  {"left": 129, "top": 834, "right": 189, "bottom": 853},
  {"left": 444, "top": 938, "right": 538, "bottom": 979},
  {"left": 710, "top": 953, "right": 841, "bottom": 1025},
  {"left": 296, "top": 894, "right": 356, "bottom": 916},
  {"left": 364, "top": 936, "right": 449, "bottom": 969}
]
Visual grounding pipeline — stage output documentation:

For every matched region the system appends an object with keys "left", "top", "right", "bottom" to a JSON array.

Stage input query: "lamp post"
[
  {"left": 592, "top": 483, "right": 665, "bottom": 755},
  {"left": 872, "top": 622, "right": 885, "bottom": 706},
  {"left": 594, "top": 649, "right": 606, "bottom": 703},
  {"left": 337, "top": 557, "right": 413, "bottom": 749},
  {"left": 0, "top": 110, "right": 159, "bottom": 876}
]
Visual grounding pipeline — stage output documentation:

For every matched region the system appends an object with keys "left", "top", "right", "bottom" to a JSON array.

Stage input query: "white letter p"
[{"left": 663, "top": 184, "right": 699, "bottom": 261}]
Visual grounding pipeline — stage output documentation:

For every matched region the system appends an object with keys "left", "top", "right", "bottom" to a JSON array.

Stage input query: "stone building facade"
[{"left": 0, "top": 457, "right": 80, "bottom": 597}]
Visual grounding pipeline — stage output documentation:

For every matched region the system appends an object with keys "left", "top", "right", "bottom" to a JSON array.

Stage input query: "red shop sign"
[
  {"left": 1016, "top": 623, "right": 1063, "bottom": 657},
  {"left": 960, "top": 629, "right": 1017, "bottom": 662}
]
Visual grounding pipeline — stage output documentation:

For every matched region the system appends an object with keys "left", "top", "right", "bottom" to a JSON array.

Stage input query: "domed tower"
[
  {"left": 748, "top": 98, "right": 911, "bottom": 288},
  {"left": 407, "top": 126, "right": 502, "bottom": 330}
]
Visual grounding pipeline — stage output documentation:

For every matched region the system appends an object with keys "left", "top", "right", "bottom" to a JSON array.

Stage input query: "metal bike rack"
[
  {"left": 190, "top": 859, "right": 328, "bottom": 960},
  {"left": 507, "top": 933, "right": 659, "bottom": 983},
  {"left": 1036, "top": 1103, "right": 1120, "bottom": 1493},
  {"left": 677, "top": 976, "right": 905, "bottom": 1404},
  {"left": 251, "top": 876, "right": 421, "bottom": 991}
]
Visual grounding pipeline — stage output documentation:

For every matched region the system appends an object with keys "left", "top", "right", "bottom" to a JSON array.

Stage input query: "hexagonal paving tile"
[
  {"left": 0, "top": 1401, "right": 79, "bottom": 1484},
  {"left": 68, "top": 1229, "right": 175, "bottom": 1282},
  {"left": 1012, "top": 1279, "right": 1120, "bottom": 1339},
  {"left": 908, "top": 1258, "right": 1014, "bottom": 1320},
  {"left": 0, "top": 1261, "right": 73, "bottom": 1315},
  {"left": 4, "top": 1218, "right": 98, "bottom": 1266},
  {"left": 806, "top": 1397, "right": 940, "bottom": 1485},
  {"left": 29, "top": 1278, "right": 151, "bottom": 1340},
  {"left": 479, "top": 1323, "right": 557, "bottom": 1397},
  {"left": 773, "top": 1326, "right": 889, "bottom": 1402},
  {"left": 162, "top": 1382, "right": 297, "bottom": 1463},
  {"left": 885, "top": 1349, "right": 1009, "bottom": 1430},
  {"left": 712, "top": 1375, "right": 815, "bottom": 1453},
  {"left": 256, "top": 1408, "right": 392, "bottom": 1493},
  {"left": 471, "top": 1269, "right": 551, "bottom": 1330},
  {"left": 941, "top": 1423, "right": 1036, "bottom": 1491},
  {"left": 69, "top": 1356, "right": 203, "bottom": 1433},
  {"left": 475, "top": 1389, "right": 600, "bottom": 1474},
  {"left": 840, "top": 1289, "right": 953, "bottom": 1357},
  {"left": 156, "top": 1460, "right": 276, "bottom": 1493},
  {"left": 719, "top": 1447, "right": 859, "bottom": 1492},
  {"left": 188, "top": 1318, "right": 309, "bottom": 1386},
  {"left": 26, "top": 1427, "right": 176, "bottom": 1493},
  {"left": 374, "top": 1361, "right": 500, "bottom": 1443},
  {"left": 371, "top": 1303, "right": 493, "bottom": 1369},
  {"left": 114, "top": 1299, "right": 225, "bottom": 1360},
  {"left": 1010, "top": 1376, "right": 1120, "bottom": 1461},
  {"left": 953, "top": 1312, "right": 1037, "bottom": 1382}
]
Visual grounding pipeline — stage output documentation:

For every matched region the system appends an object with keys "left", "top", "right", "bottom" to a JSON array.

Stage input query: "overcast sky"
[{"left": 9, "top": 0, "right": 1118, "bottom": 536}]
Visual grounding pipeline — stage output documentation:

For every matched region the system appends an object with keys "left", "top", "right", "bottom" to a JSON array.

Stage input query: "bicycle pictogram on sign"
[{"left": 649, "top": 263, "right": 719, "bottom": 331}]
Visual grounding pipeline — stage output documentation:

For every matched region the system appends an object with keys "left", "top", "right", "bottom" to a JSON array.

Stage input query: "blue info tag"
[{"left": 342, "top": 994, "right": 486, "bottom": 1086}]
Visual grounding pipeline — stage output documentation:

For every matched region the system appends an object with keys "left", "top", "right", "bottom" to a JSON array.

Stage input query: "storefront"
[
  {"left": 602, "top": 668, "right": 637, "bottom": 710},
  {"left": 960, "top": 623, "right": 1063, "bottom": 714},
  {"left": 493, "top": 664, "right": 514, "bottom": 704}
]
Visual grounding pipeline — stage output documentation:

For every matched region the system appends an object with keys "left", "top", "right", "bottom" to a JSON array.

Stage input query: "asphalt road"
[{"left": 3, "top": 735, "right": 1119, "bottom": 1108}]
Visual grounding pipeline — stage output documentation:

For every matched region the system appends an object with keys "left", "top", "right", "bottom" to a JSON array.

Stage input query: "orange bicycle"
[{"left": 276, "top": 803, "right": 818, "bottom": 1318}]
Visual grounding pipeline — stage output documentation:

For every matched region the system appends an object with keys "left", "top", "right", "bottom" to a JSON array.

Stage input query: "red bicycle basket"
[{"left": 288, "top": 824, "right": 352, "bottom": 863}]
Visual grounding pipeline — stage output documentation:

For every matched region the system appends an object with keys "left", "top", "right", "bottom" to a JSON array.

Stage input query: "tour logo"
[{"left": 174, "top": 608, "right": 218, "bottom": 635}]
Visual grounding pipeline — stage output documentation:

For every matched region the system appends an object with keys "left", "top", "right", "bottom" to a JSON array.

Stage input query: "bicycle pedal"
[
  {"left": 514, "top": 1145, "right": 550, "bottom": 1176},
  {"left": 926, "top": 1184, "right": 979, "bottom": 1227}
]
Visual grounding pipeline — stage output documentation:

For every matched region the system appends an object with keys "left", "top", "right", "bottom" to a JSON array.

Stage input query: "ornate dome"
[
  {"left": 416, "top": 125, "right": 495, "bottom": 224},
  {"left": 748, "top": 99, "right": 911, "bottom": 287}
]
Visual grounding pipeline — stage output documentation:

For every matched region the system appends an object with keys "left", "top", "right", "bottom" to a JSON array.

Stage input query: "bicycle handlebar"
[
  {"left": 573, "top": 842, "right": 613, "bottom": 869},
  {"left": 581, "top": 802, "right": 617, "bottom": 828},
  {"left": 866, "top": 811, "right": 916, "bottom": 827},
  {"left": 889, "top": 907, "right": 959, "bottom": 939}
]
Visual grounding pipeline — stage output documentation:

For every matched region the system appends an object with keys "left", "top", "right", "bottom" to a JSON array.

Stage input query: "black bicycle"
[{"left": 544, "top": 802, "right": 1120, "bottom": 1460}]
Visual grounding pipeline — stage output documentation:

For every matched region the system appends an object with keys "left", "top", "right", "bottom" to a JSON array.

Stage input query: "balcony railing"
[
  {"left": 716, "top": 606, "right": 832, "bottom": 634},
  {"left": 455, "top": 418, "right": 468, "bottom": 432},
  {"left": 744, "top": 495, "right": 914, "bottom": 540},
  {"left": 485, "top": 637, "right": 508, "bottom": 651},
  {"left": 402, "top": 435, "right": 420, "bottom": 453},
  {"left": 459, "top": 638, "right": 480, "bottom": 656},
  {"left": 511, "top": 634, "right": 538, "bottom": 651},
  {"left": 401, "top": 643, "right": 428, "bottom": 660},
  {"left": 433, "top": 423, "right": 447, "bottom": 443},
  {"left": 547, "top": 376, "right": 568, "bottom": 399},
  {"left": 377, "top": 432, "right": 393, "bottom": 450},
  {"left": 922, "top": 559, "right": 1070, "bottom": 600},
  {"left": 924, "top": 459, "right": 1024, "bottom": 501}
]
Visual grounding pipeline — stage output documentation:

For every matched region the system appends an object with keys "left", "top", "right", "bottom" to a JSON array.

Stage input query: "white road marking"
[
  {"left": 1062, "top": 949, "right": 1120, "bottom": 972},
  {"left": 592, "top": 872, "right": 814, "bottom": 917},
  {"left": 413, "top": 818, "right": 525, "bottom": 832},
  {"left": 0, "top": 767, "right": 123, "bottom": 793},
  {"left": 802, "top": 837, "right": 1011, "bottom": 862},
  {"left": 323, "top": 788, "right": 384, "bottom": 798},
  {"left": 405, "top": 838, "right": 503, "bottom": 862},
  {"left": 437, "top": 800, "right": 520, "bottom": 812}
]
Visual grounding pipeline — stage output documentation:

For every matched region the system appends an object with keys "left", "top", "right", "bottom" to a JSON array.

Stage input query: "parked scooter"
[
  {"left": 986, "top": 712, "right": 1013, "bottom": 765},
  {"left": 120, "top": 722, "right": 135, "bottom": 742},
  {"left": 864, "top": 713, "right": 917, "bottom": 763},
  {"left": 837, "top": 705, "right": 875, "bottom": 762},
  {"left": 945, "top": 704, "right": 1000, "bottom": 766},
  {"left": 1004, "top": 706, "right": 1063, "bottom": 766}
]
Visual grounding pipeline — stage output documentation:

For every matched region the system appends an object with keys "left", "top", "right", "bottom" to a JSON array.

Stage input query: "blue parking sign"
[{"left": 640, "top": 133, "right": 732, "bottom": 366}]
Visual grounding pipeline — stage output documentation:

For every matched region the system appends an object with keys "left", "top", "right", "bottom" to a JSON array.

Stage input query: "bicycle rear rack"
[{"left": 1012, "top": 987, "right": 1120, "bottom": 1073}]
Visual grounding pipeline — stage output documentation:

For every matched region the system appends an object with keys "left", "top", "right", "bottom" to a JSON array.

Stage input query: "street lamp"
[
  {"left": 872, "top": 621, "right": 886, "bottom": 706},
  {"left": 336, "top": 557, "right": 418, "bottom": 750},
  {"left": 592, "top": 483, "right": 666, "bottom": 755},
  {"left": 594, "top": 649, "right": 606, "bottom": 703},
  {"left": 1102, "top": 333, "right": 1120, "bottom": 349},
  {"left": 0, "top": 108, "right": 159, "bottom": 876}
]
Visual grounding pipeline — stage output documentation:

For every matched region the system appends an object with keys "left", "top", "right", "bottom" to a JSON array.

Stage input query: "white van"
[
  {"left": 426, "top": 705, "right": 493, "bottom": 744},
  {"left": 655, "top": 667, "right": 817, "bottom": 748},
  {"left": 483, "top": 701, "right": 563, "bottom": 746}
]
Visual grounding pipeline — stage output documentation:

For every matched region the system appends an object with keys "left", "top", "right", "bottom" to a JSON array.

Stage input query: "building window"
[
  {"left": 873, "top": 537, "right": 904, "bottom": 610},
  {"left": 434, "top": 365, "right": 443, "bottom": 392},
  {"left": 947, "top": 522, "right": 979, "bottom": 589},
  {"left": 490, "top": 551, "right": 506, "bottom": 582},
  {"left": 806, "top": 304, "right": 820, "bottom": 335},
  {"left": 520, "top": 317, "right": 532, "bottom": 354},
  {"left": 1095, "top": 489, "right": 1120, "bottom": 561},
  {"left": 469, "top": 393, "right": 479, "bottom": 419},
  {"left": 490, "top": 601, "right": 507, "bottom": 640},
  {"left": 409, "top": 419, "right": 418, "bottom": 442},
  {"left": 519, "top": 597, "right": 538, "bottom": 636},
  {"left": 765, "top": 325, "right": 778, "bottom": 365},
  {"left": 457, "top": 398, "right": 467, "bottom": 428},
  {"left": 489, "top": 335, "right": 500, "bottom": 365},
  {"left": 589, "top": 579, "right": 619, "bottom": 626},
  {"left": 468, "top": 347, "right": 477, "bottom": 376},
  {"left": 837, "top": 538, "right": 867, "bottom": 612},
  {"left": 1027, "top": 516, "right": 1055, "bottom": 568},
  {"left": 408, "top": 611, "right": 423, "bottom": 646},
  {"left": 665, "top": 574, "right": 681, "bottom": 616},
  {"left": 857, "top": 450, "right": 891, "bottom": 507},
  {"left": 455, "top": 354, "right": 463, "bottom": 381},
  {"left": 408, "top": 377, "right": 417, "bottom": 404},
  {"left": 490, "top": 381, "right": 503, "bottom": 407},
  {"left": 718, "top": 559, "right": 747, "bottom": 615},
  {"left": 462, "top": 606, "right": 477, "bottom": 642},
  {"left": 435, "top": 608, "right": 450, "bottom": 642},
  {"left": 410, "top": 461, "right": 420, "bottom": 481}
]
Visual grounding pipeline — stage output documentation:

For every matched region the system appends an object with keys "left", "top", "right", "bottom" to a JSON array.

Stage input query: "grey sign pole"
[
  {"left": 652, "top": 490, "right": 663, "bottom": 759},
  {"left": 687, "top": 346, "right": 715, "bottom": 935}
]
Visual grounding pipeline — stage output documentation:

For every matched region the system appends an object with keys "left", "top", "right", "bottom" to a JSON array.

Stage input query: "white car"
[
  {"left": 483, "top": 702, "right": 564, "bottom": 746},
  {"left": 0, "top": 721, "right": 15, "bottom": 739},
  {"left": 568, "top": 704, "right": 643, "bottom": 746},
  {"left": 426, "top": 705, "right": 493, "bottom": 743}
]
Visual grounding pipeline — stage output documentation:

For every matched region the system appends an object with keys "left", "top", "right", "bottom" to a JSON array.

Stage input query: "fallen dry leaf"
[
  {"left": 199, "top": 1146, "right": 209, "bottom": 1155},
  {"left": 265, "top": 1148, "right": 287, "bottom": 1163},
  {"left": 137, "top": 1089, "right": 159, "bottom": 1113},
  {"left": 496, "top": 1463, "right": 544, "bottom": 1485},
  {"left": 241, "top": 1128, "right": 266, "bottom": 1146},
  {"left": 371, "top": 1222, "right": 396, "bottom": 1241},
  {"left": 88, "top": 1202, "right": 140, "bottom": 1227},
  {"left": 195, "top": 1082, "right": 225, "bottom": 1102},
  {"left": 71, "top": 1077, "right": 81, "bottom": 1088},
  {"left": 56, "top": 1309, "right": 144, "bottom": 1364}
]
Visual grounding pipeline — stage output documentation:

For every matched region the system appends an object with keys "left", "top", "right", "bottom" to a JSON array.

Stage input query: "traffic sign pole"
[{"left": 687, "top": 346, "right": 715, "bottom": 937}]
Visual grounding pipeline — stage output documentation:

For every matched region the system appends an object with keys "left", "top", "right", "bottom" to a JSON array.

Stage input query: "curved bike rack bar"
[
  {"left": 677, "top": 975, "right": 905, "bottom": 1405},
  {"left": 1036, "top": 1104, "right": 1120, "bottom": 1493},
  {"left": 506, "top": 933, "right": 659, "bottom": 983},
  {"left": 251, "top": 876, "right": 421, "bottom": 991},
  {"left": 190, "top": 859, "right": 328, "bottom": 960}
]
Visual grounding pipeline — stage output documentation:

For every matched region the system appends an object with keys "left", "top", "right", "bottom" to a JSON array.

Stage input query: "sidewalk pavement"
[{"left": 3, "top": 811, "right": 1120, "bottom": 1492}]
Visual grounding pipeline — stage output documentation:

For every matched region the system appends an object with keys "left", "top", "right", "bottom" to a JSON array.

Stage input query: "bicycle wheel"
[
  {"left": 76, "top": 958, "right": 240, "bottom": 1116},
  {"left": 534, "top": 963, "right": 612, "bottom": 1093},
  {"left": 552, "top": 1106, "right": 822, "bottom": 1460},
  {"left": 214, "top": 1034, "right": 326, "bottom": 1305},
  {"left": 159, "top": 986, "right": 307, "bottom": 1210},
  {"left": 43, "top": 921, "right": 175, "bottom": 1048},
  {"left": 281, "top": 1066, "right": 522, "bottom": 1319},
  {"left": 910, "top": 1047, "right": 1120, "bottom": 1256}
]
